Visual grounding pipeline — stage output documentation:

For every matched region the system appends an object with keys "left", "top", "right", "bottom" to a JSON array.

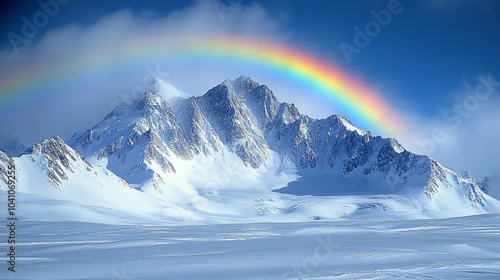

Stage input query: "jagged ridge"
[{"left": 66, "top": 76, "right": 487, "bottom": 205}]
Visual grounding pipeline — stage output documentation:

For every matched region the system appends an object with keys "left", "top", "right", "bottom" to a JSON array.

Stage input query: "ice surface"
[{"left": 2, "top": 211, "right": 499, "bottom": 279}]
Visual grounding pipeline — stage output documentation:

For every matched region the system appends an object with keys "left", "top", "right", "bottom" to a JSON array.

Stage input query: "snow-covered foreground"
[{"left": 2, "top": 213, "right": 500, "bottom": 280}]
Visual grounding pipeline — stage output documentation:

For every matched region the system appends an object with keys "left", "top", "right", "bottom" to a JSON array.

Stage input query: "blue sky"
[{"left": 0, "top": 0, "right": 499, "bottom": 177}]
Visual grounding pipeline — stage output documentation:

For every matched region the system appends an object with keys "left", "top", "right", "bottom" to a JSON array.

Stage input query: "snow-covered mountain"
[
  {"left": 0, "top": 136, "right": 26, "bottom": 157},
  {"left": 0, "top": 136, "right": 196, "bottom": 223},
  {"left": 70, "top": 77, "right": 488, "bottom": 199},
  {"left": 2, "top": 76, "right": 499, "bottom": 222}
]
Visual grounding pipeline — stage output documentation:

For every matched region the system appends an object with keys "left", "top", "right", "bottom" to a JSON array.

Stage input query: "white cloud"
[
  {"left": 154, "top": 79, "right": 188, "bottom": 101},
  {"left": 401, "top": 75, "right": 500, "bottom": 179}
]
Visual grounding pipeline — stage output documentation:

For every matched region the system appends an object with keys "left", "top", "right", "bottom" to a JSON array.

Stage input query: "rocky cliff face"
[
  {"left": 69, "top": 91, "right": 190, "bottom": 183},
  {"left": 0, "top": 151, "right": 14, "bottom": 185},
  {"left": 22, "top": 136, "right": 92, "bottom": 187}
]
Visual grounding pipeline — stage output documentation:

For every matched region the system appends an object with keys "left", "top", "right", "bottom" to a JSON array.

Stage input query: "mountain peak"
[
  {"left": 232, "top": 75, "right": 259, "bottom": 91},
  {"left": 202, "top": 79, "right": 239, "bottom": 104},
  {"left": 134, "top": 90, "right": 164, "bottom": 110},
  {"left": 232, "top": 75, "right": 259, "bottom": 88},
  {"left": 0, "top": 135, "right": 26, "bottom": 157},
  {"left": 234, "top": 74, "right": 252, "bottom": 82},
  {"left": 24, "top": 136, "right": 91, "bottom": 186},
  {"left": 25, "top": 136, "right": 77, "bottom": 157}
]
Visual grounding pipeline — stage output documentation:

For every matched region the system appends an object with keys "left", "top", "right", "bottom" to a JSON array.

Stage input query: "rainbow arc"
[{"left": 0, "top": 35, "right": 405, "bottom": 138}]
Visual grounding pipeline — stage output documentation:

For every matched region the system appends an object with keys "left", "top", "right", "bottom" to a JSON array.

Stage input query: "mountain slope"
[
  {"left": 0, "top": 136, "right": 195, "bottom": 222},
  {"left": 3, "top": 76, "right": 494, "bottom": 219},
  {"left": 69, "top": 91, "right": 192, "bottom": 184},
  {"left": 69, "top": 76, "right": 483, "bottom": 204}
]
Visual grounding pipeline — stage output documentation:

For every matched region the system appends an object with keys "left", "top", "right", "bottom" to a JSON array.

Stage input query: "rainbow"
[{"left": 0, "top": 35, "right": 405, "bottom": 138}]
